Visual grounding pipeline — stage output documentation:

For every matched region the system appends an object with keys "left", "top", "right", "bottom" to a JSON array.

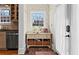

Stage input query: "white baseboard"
[
  {"left": 51, "top": 46, "right": 60, "bottom": 55},
  {"left": 18, "top": 48, "right": 26, "bottom": 55}
]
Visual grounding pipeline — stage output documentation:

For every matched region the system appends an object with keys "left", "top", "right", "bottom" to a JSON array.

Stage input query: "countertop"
[{"left": 0, "top": 29, "right": 18, "bottom": 32}]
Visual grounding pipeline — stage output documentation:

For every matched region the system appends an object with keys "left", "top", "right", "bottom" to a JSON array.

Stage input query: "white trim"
[{"left": 18, "top": 4, "right": 26, "bottom": 54}]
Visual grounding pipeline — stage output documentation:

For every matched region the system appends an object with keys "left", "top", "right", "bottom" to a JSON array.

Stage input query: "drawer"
[
  {"left": 46, "top": 34, "right": 51, "bottom": 39},
  {"left": 37, "top": 34, "right": 46, "bottom": 39},
  {"left": 27, "top": 34, "right": 35, "bottom": 39},
  {"left": 27, "top": 34, "right": 39, "bottom": 39},
  {"left": 27, "top": 34, "right": 51, "bottom": 39},
  {"left": 38, "top": 34, "right": 51, "bottom": 39}
]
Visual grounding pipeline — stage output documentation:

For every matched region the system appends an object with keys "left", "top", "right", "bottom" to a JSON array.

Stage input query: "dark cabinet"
[{"left": 6, "top": 31, "right": 18, "bottom": 50}]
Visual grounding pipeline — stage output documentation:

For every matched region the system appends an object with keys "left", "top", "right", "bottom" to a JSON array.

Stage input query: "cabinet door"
[
  {"left": 6, "top": 31, "right": 18, "bottom": 49},
  {"left": 0, "top": 32, "right": 6, "bottom": 49}
]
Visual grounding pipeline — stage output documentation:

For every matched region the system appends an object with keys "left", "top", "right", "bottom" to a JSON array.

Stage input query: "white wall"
[
  {"left": 49, "top": 5, "right": 66, "bottom": 55},
  {"left": 18, "top": 4, "right": 50, "bottom": 54},
  {"left": 18, "top": 4, "right": 68, "bottom": 55},
  {"left": 18, "top": 4, "right": 26, "bottom": 54},
  {"left": 70, "top": 5, "right": 79, "bottom": 55},
  {"left": 49, "top": 5, "right": 56, "bottom": 51},
  {"left": 24, "top": 4, "right": 49, "bottom": 33}
]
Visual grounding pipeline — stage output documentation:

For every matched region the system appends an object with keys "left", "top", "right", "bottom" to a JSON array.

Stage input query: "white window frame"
[
  {"left": 0, "top": 7, "right": 11, "bottom": 25},
  {"left": 31, "top": 11, "right": 45, "bottom": 27}
]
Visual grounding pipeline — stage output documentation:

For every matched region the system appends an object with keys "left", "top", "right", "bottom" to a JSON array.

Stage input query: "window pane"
[
  {"left": 0, "top": 8, "right": 11, "bottom": 24},
  {"left": 32, "top": 11, "right": 44, "bottom": 26}
]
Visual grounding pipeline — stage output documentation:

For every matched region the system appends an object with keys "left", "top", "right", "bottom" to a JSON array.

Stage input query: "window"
[
  {"left": 31, "top": 11, "right": 45, "bottom": 32},
  {"left": 0, "top": 8, "right": 11, "bottom": 24},
  {"left": 31, "top": 11, "right": 44, "bottom": 26}
]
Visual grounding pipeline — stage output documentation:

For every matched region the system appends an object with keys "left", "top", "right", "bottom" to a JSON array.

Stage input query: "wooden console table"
[{"left": 26, "top": 33, "right": 52, "bottom": 48}]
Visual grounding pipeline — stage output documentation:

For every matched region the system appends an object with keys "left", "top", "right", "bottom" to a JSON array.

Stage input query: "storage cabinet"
[
  {"left": 0, "top": 32, "right": 6, "bottom": 49},
  {"left": 6, "top": 31, "right": 18, "bottom": 49},
  {"left": 26, "top": 33, "right": 52, "bottom": 48},
  {"left": 0, "top": 31, "right": 18, "bottom": 50}
]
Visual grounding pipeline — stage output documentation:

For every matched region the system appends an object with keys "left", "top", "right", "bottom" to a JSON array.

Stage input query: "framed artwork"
[{"left": 31, "top": 11, "right": 45, "bottom": 26}]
